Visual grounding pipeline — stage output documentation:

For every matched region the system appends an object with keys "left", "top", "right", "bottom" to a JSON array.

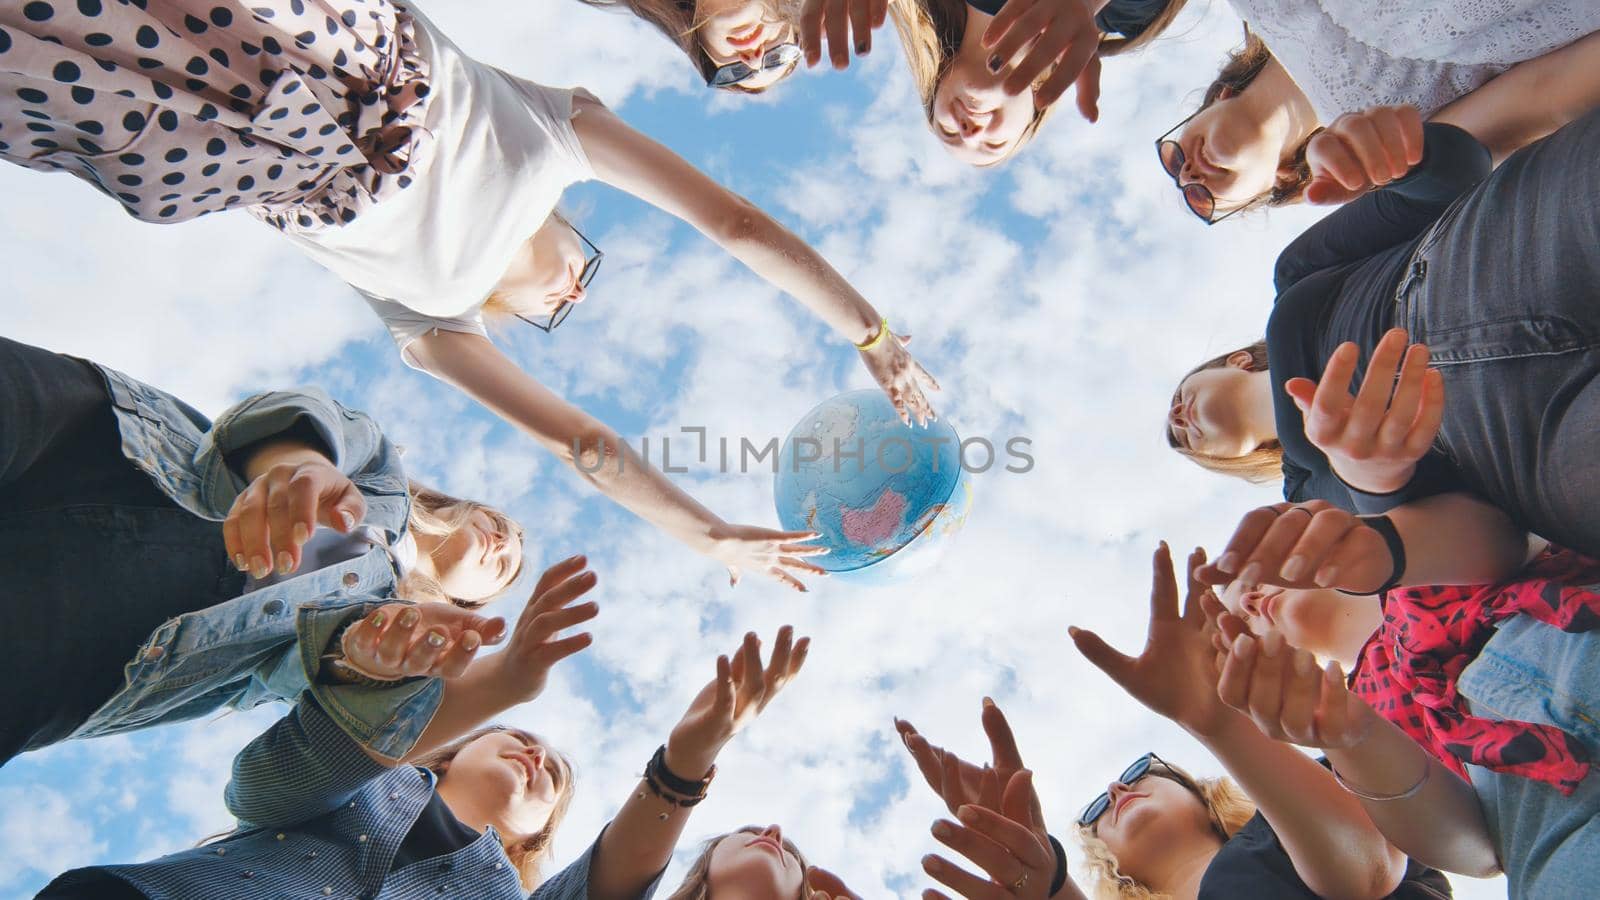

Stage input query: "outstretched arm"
[
  {"left": 1434, "top": 30, "right": 1600, "bottom": 164},
  {"left": 408, "top": 331, "right": 825, "bottom": 590},
  {"left": 572, "top": 100, "right": 940, "bottom": 426}
]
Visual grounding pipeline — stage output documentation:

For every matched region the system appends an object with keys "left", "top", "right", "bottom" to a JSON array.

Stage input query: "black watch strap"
[{"left": 1047, "top": 833, "right": 1068, "bottom": 896}]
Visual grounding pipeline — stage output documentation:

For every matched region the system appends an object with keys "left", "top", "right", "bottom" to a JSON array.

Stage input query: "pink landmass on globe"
[{"left": 841, "top": 490, "right": 907, "bottom": 546}]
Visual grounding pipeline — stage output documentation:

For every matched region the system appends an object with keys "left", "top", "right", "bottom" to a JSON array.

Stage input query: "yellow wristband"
[{"left": 855, "top": 317, "right": 890, "bottom": 352}]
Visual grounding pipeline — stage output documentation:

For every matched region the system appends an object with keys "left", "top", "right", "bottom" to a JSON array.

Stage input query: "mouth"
[
  {"left": 1112, "top": 792, "right": 1140, "bottom": 823},
  {"left": 746, "top": 835, "right": 787, "bottom": 863}
]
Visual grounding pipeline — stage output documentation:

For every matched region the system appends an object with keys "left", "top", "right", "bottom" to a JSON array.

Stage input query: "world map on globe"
[{"left": 775, "top": 390, "right": 973, "bottom": 578}]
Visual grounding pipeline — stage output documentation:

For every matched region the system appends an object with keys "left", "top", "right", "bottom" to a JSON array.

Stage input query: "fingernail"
[
  {"left": 399, "top": 608, "right": 419, "bottom": 628},
  {"left": 425, "top": 630, "right": 446, "bottom": 648},
  {"left": 1216, "top": 552, "right": 1241, "bottom": 573},
  {"left": 1294, "top": 650, "right": 1315, "bottom": 675},
  {"left": 1315, "top": 565, "right": 1340, "bottom": 587},
  {"left": 956, "top": 805, "right": 979, "bottom": 825},
  {"left": 250, "top": 557, "right": 270, "bottom": 579},
  {"left": 1281, "top": 555, "right": 1307, "bottom": 581},
  {"left": 1233, "top": 634, "right": 1255, "bottom": 657},
  {"left": 292, "top": 522, "right": 309, "bottom": 544},
  {"left": 1238, "top": 562, "right": 1262, "bottom": 586},
  {"left": 462, "top": 631, "right": 480, "bottom": 651},
  {"left": 276, "top": 551, "right": 293, "bottom": 575},
  {"left": 987, "top": 54, "right": 1001, "bottom": 73},
  {"left": 982, "top": 695, "right": 995, "bottom": 708},
  {"left": 931, "top": 820, "right": 954, "bottom": 838},
  {"left": 371, "top": 611, "right": 387, "bottom": 629},
  {"left": 233, "top": 553, "right": 247, "bottom": 571},
  {"left": 339, "top": 509, "right": 356, "bottom": 530},
  {"left": 855, "top": 41, "right": 868, "bottom": 55},
  {"left": 1067, "top": 625, "right": 1081, "bottom": 638}
]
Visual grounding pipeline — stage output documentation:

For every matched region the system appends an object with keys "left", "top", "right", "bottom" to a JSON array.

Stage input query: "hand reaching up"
[
  {"left": 1070, "top": 544, "right": 1236, "bottom": 739},
  {"left": 799, "top": 0, "right": 889, "bottom": 69},
  {"left": 224, "top": 451, "right": 366, "bottom": 579},
  {"left": 338, "top": 601, "right": 507, "bottom": 682},
  {"left": 895, "top": 698, "right": 1026, "bottom": 817},
  {"left": 471, "top": 554, "right": 600, "bottom": 705},
  {"left": 1215, "top": 627, "right": 1378, "bottom": 749},
  {"left": 806, "top": 867, "right": 864, "bottom": 900},
  {"left": 922, "top": 770, "right": 1057, "bottom": 900},
  {"left": 982, "top": 0, "right": 1103, "bottom": 119},
  {"left": 706, "top": 522, "right": 829, "bottom": 592},
  {"left": 1285, "top": 329, "right": 1444, "bottom": 494},
  {"left": 859, "top": 329, "right": 942, "bottom": 428},
  {"left": 666, "top": 626, "right": 810, "bottom": 778}
]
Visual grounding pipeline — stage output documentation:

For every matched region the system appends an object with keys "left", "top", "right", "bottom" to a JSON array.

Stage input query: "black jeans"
[
  {"left": 1400, "top": 107, "right": 1600, "bottom": 558},
  {"left": 0, "top": 337, "right": 243, "bottom": 765}
]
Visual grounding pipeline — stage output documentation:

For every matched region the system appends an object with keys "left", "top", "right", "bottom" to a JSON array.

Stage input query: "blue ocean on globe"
[{"left": 774, "top": 390, "right": 973, "bottom": 579}]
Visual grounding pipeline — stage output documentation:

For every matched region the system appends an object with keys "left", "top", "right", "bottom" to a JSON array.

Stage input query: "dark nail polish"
[
  {"left": 987, "top": 54, "right": 1002, "bottom": 73},
  {"left": 855, "top": 41, "right": 868, "bottom": 55}
]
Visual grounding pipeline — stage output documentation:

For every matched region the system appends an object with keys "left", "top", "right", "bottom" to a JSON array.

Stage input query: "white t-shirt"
[
  {"left": 242, "top": 527, "right": 417, "bottom": 593},
  {"left": 276, "top": 4, "right": 597, "bottom": 366},
  {"left": 1230, "top": 0, "right": 1600, "bottom": 122}
]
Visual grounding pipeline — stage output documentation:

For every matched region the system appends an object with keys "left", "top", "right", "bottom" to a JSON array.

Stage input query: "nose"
[
  {"left": 761, "top": 823, "right": 783, "bottom": 842},
  {"left": 567, "top": 282, "right": 587, "bottom": 305},
  {"left": 1239, "top": 588, "right": 1263, "bottom": 618},
  {"left": 736, "top": 44, "right": 764, "bottom": 66},
  {"left": 526, "top": 745, "right": 545, "bottom": 769}
]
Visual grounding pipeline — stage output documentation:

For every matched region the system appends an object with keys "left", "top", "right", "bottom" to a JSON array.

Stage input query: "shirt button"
[
  {"left": 357, "top": 834, "right": 368, "bottom": 843},
  {"left": 241, "top": 871, "right": 254, "bottom": 879},
  {"left": 275, "top": 833, "right": 285, "bottom": 841},
  {"left": 492, "top": 862, "right": 503, "bottom": 870},
  {"left": 262, "top": 599, "right": 285, "bottom": 615},
  {"left": 322, "top": 888, "right": 333, "bottom": 896},
  {"left": 342, "top": 572, "right": 359, "bottom": 588},
  {"left": 389, "top": 792, "right": 400, "bottom": 801},
  {"left": 214, "top": 848, "right": 226, "bottom": 856},
  {"left": 348, "top": 801, "right": 357, "bottom": 808},
  {"left": 306, "top": 850, "right": 319, "bottom": 860}
]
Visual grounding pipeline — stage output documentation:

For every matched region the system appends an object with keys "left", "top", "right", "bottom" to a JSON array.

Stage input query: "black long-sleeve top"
[
  {"left": 1264, "top": 123, "right": 1492, "bottom": 511},
  {"left": 966, "top": 0, "right": 1173, "bottom": 39}
]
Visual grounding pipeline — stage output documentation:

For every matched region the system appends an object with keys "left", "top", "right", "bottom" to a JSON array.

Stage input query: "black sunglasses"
[
  {"left": 1077, "top": 752, "right": 1186, "bottom": 827},
  {"left": 706, "top": 42, "right": 801, "bottom": 89},
  {"left": 1155, "top": 110, "right": 1245, "bottom": 226},
  {"left": 515, "top": 223, "right": 602, "bottom": 334}
]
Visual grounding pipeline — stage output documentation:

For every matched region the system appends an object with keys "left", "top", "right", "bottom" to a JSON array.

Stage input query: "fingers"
[
  {"left": 1149, "top": 542, "right": 1180, "bottom": 622},
  {"left": 977, "top": 763, "right": 1002, "bottom": 812},
  {"left": 1070, "top": 52, "right": 1102, "bottom": 122},
  {"left": 1182, "top": 546, "right": 1210, "bottom": 622},
  {"left": 1304, "top": 176, "right": 1363, "bottom": 206},
  {"left": 1215, "top": 631, "right": 1257, "bottom": 717},
  {"left": 1277, "top": 646, "right": 1323, "bottom": 744},
  {"left": 897, "top": 718, "right": 949, "bottom": 798},
  {"left": 1067, "top": 625, "right": 1136, "bottom": 686},
  {"left": 1341, "top": 330, "right": 1409, "bottom": 447},
  {"left": 768, "top": 566, "right": 810, "bottom": 593},
  {"left": 985, "top": 1, "right": 1053, "bottom": 86},
  {"left": 980, "top": 697, "right": 1024, "bottom": 773},
  {"left": 778, "top": 555, "right": 829, "bottom": 577},
  {"left": 824, "top": 0, "right": 851, "bottom": 69},
  {"left": 1406, "top": 368, "right": 1446, "bottom": 459},
  {"left": 765, "top": 625, "right": 795, "bottom": 689},
  {"left": 429, "top": 627, "right": 482, "bottom": 679},
  {"left": 1394, "top": 104, "right": 1425, "bottom": 167},
  {"left": 737, "top": 631, "right": 766, "bottom": 707},
  {"left": 529, "top": 554, "right": 589, "bottom": 600},
  {"left": 1244, "top": 630, "right": 1288, "bottom": 737},
  {"left": 1233, "top": 509, "right": 1317, "bottom": 587},
  {"left": 1204, "top": 505, "right": 1291, "bottom": 583},
  {"left": 1013, "top": 15, "right": 1096, "bottom": 104},
  {"left": 1301, "top": 342, "right": 1359, "bottom": 445},
  {"left": 962, "top": 786, "right": 1051, "bottom": 869},
  {"left": 375, "top": 605, "right": 423, "bottom": 670},
  {"left": 711, "top": 653, "right": 736, "bottom": 718},
  {"left": 1280, "top": 507, "right": 1364, "bottom": 584},
  {"left": 266, "top": 465, "right": 318, "bottom": 575},
  {"left": 922, "top": 852, "right": 1012, "bottom": 900},
  {"left": 847, "top": 0, "right": 873, "bottom": 57},
  {"left": 799, "top": 0, "right": 826, "bottom": 65},
  {"left": 320, "top": 475, "right": 365, "bottom": 534},
  {"left": 522, "top": 567, "right": 598, "bottom": 626}
]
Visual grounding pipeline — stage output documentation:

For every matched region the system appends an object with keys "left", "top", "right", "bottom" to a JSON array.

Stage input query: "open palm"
[{"left": 1069, "top": 544, "right": 1236, "bottom": 740}]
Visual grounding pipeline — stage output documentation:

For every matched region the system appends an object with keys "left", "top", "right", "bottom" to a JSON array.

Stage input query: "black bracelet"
[
  {"left": 1337, "top": 514, "right": 1407, "bottom": 596},
  {"left": 1047, "top": 833, "right": 1068, "bottom": 896},
  {"left": 649, "top": 744, "right": 714, "bottom": 796},
  {"left": 643, "top": 771, "right": 707, "bottom": 808}
]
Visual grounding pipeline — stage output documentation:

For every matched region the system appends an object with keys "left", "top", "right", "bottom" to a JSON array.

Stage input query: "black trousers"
[{"left": 0, "top": 337, "right": 243, "bottom": 765}]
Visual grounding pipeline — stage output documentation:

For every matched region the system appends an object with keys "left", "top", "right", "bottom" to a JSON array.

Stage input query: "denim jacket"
[
  {"left": 49, "top": 696, "right": 659, "bottom": 900},
  {"left": 68, "top": 363, "right": 442, "bottom": 760}
]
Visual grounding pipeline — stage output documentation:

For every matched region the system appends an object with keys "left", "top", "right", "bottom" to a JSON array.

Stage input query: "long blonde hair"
[
  {"left": 1075, "top": 765, "right": 1256, "bottom": 900},
  {"left": 888, "top": 0, "right": 1187, "bottom": 164},
  {"left": 574, "top": 0, "right": 800, "bottom": 91},
  {"left": 400, "top": 481, "right": 527, "bottom": 608},
  {"left": 411, "top": 725, "right": 577, "bottom": 891},
  {"left": 666, "top": 826, "right": 814, "bottom": 900},
  {"left": 1165, "top": 340, "right": 1283, "bottom": 483}
]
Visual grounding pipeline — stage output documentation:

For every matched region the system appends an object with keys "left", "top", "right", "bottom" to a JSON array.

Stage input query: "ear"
[
  {"left": 1217, "top": 85, "right": 1236, "bottom": 101},
  {"left": 1225, "top": 350, "right": 1255, "bottom": 370}
]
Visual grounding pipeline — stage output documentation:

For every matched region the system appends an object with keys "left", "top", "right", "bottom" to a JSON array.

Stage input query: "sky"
[{"left": 0, "top": 0, "right": 1510, "bottom": 896}]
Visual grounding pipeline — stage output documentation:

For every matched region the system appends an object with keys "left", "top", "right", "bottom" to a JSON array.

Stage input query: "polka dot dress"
[{"left": 0, "top": 0, "right": 432, "bottom": 230}]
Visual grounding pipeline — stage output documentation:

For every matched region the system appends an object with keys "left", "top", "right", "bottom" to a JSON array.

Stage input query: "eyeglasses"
[
  {"left": 706, "top": 42, "right": 802, "bottom": 89},
  {"left": 1077, "top": 752, "right": 1185, "bottom": 827},
  {"left": 516, "top": 223, "right": 603, "bottom": 334},
  {"left": 1155, "top": 111, "right": 1245, "bottom": 225}
]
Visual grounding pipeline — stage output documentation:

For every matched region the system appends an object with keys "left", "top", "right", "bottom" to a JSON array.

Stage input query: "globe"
[{"left": 774, "top": 390, "right": 973, "bottom": 580}]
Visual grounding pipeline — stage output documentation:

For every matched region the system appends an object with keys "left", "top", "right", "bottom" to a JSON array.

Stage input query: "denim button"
[
  {"left": 262, "top": 599, "right": 285, "bottom": 615},
  {"left": 342, "top": 572, "right": 359, "bottom": 588},
  {"left": 214, "top": 848, "right": 226, "bottom": 856},
  {"left": 144, "top": 645, "right": 165, "bottom": 661}
]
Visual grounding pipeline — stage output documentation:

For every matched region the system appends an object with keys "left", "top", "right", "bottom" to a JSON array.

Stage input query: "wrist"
[
  {"left": 663, "top": 736, "right": 719, "bottom": 781},
  {"left": 1333, "top": 460, "right": 1415, "bottom": 495},
  {"left": 853, "top": 316, "right": 890, "bottom": 352}
]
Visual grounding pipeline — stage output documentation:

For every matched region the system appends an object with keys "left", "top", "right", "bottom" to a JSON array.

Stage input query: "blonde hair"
[
  {"left": 666, "top": 826, "right": 814, "bottom": 900},
  {"left": 574, "top": 0, "right": 800, "bottom": 91},
  {"left": 889, "top": 0, "right": 1186, "bottom": 165},
  {"left": 400, "top": 481, "right": 527, "bottom": 608},
  {"left": 1075, "top": 766, "right": 1256, "bottom": 900},
  {"left": 1165, "top": 340, "right": 1284, "bottom": 483},
  {"left": 411, "top": 725, "right": 577, "bottom": 891}
]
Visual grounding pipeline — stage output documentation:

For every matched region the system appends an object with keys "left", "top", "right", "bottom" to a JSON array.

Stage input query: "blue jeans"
[
  {"left": 0, "top": 337, "right": 244, "bottom": 764},
  {"left": 1458, "top": 615, "right": 1600, "bottom": 898}
]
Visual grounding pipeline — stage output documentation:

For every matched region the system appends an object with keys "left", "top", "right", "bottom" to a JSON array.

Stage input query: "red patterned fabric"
[{"left": 1351, "top": 545, "right": 1600, "bottom": 795}]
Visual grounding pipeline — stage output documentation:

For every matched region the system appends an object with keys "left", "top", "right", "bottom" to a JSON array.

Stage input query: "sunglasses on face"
[
  {"left": 1155, "top": 111, "right": 1245, "bottom": 226},
  {"left": 706, "top": 41, "right": 801, "bottom": 89},
  {"left": 515, "top": 223, "right": 603, "bottom": 334},
  {"left": 1077, "top": 752, "right": 1181, "bottom": 827}
]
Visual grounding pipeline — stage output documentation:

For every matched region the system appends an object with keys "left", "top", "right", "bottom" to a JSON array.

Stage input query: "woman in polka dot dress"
[{"left": 0, "top": 0, "right": 941, "bottom": 593}]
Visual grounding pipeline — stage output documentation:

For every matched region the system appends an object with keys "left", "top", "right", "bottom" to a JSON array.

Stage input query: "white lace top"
[{"left": 1229, "top": 0, "right": 1600, "bottom": 121}]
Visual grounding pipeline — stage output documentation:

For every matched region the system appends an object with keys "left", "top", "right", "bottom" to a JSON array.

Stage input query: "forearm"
[
  {"left": 1325, "top": 706, "right": 1500, "bottom": 877},
  {"left": 1434, "top": 31, "right": 1600, "bottom": 164},
  {"left": 400, "top": 656, "right": 520, "bottom": 762},
  {"left": 1200, "top": 717, "right": 1410, "bottom": 898},
  {"left": 411, "top": 332, "right": 725, "bottom": 552},
  {"left": 1386, "top": 492, "right": 1528, "bottom": 587},
  {"left": 586, "top": 740, "right": 712, "bottom": 900},
  {"left": 714, "top": 204, "right": 881, "bottom": 345}
]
